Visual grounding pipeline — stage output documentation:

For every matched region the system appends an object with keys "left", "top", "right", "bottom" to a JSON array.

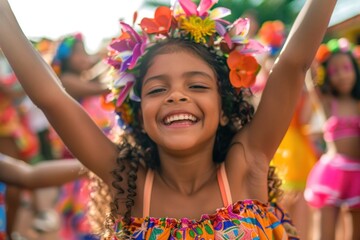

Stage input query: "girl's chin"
[{"left": 159, "top": 140, "right": 201, "bottom": 152}]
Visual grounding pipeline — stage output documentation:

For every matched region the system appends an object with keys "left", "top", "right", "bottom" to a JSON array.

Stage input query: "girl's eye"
[
  {"left": 189, "top": 85, "right": 209, "bottom": 89},
  {"left": 147, "top": 88, "right": 166, "bottom": 95}
]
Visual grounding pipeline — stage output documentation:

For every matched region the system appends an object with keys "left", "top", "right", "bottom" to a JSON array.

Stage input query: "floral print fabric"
[{"left": 114, "top": 200, "right": 299, "bottom": 240}]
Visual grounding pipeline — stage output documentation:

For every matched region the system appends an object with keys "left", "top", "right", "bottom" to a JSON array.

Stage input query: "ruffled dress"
[{"left": 113, "top": 164, "right": 299, "bottom": 239}]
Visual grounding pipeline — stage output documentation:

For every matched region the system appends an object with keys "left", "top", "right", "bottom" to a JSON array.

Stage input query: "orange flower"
[
  {"left": 315, "top": 44, "right": 330, "bottom": 63},
  {"left": 100, "top": 93, "right": 115, "bottom": 111},
  {"left": 227, "top": 51, "right": 260, "bottom": 88},
  {"left": 140, "top": 6, "right": 172, "bottom": 35},
  {"left": 258, "top": 20, "right": 285, "bottom": 47}
]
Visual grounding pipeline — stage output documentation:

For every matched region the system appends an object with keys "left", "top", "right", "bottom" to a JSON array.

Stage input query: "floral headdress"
[
  {"left": 315, "top": 38, "right": 355, "bottom": 86},
  {"left": 104, "top": 0, "right": 267, "bottom": 130},
  {"left": 51, "top": 33, "right": 83, "bottom": 76},
  {"left": 32, "top": 38, "right": 54, "bottom": 54}
]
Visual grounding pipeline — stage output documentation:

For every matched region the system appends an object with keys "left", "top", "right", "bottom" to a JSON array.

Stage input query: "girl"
[
  {"left": 304, "top": 38, "right": 360, "bottom": 240},
  {"left": 0, "top": 152, "right": 85, "bottom": 240},
  {"left": 0, "top": 0, "right": 337, "bottom": 239},
  {"left": 50, "top": 33, "right": 109, "bottom": 101}
]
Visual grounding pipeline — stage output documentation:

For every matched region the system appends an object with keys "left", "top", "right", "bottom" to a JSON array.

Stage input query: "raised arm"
[
  {"left": 0, "top": 153, "right": 85, "bottom": 189},
  {"left": 241, "top": 0, "right": 337, "bottom": 160},
  {"left": 60, "top": 73, "right": 109, "bottom": 100},
  {"left": 0, "top": 0, "right": 118, "bottom": 183}
]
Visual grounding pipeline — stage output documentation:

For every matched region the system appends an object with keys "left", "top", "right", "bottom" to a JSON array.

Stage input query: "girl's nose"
[{"left": 165, "top": 91, "right": 189, "bottom": 103}]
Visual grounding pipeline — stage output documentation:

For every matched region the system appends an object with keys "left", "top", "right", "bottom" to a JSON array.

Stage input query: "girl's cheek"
[
  {"left": 342, "top": 63, "right": 353, "bottom": 72},
  {"left": 327, "top": 67, "right": 337, "bottom": 77}
]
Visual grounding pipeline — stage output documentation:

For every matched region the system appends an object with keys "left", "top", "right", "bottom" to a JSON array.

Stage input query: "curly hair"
[
  {"left": 319, "top": 51, "right": 360, "bottom": 99},
  {"left": 89, "top": 38, "right": 282, "bottom": 238}
]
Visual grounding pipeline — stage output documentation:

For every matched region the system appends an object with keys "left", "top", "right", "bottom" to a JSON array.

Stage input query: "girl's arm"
[
  {"left": 0, "top": 0, "right": 118, "bottom": 184},
  {"left": 60, "top": 73, "right": 109, "bottom": 100},
  {"left": 0, "top": 153, "right": 85, "bottom": 189},
  {"left": 236, "top": 0, "right": 337, "bottom": 161}
]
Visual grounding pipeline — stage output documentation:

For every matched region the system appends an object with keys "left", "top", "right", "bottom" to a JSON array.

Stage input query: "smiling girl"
[{"left": 0, "top": 0, "right": 337, "bottom": 239}]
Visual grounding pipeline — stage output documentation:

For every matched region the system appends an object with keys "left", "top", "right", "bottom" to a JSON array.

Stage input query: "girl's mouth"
[{"left": 163, "top": 113, "right": 198, "bottom": 126}]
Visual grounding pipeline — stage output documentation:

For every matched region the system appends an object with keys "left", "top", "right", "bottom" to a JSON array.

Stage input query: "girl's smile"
[{"left": 162, "top": 111, "right": 199, "bottom": 127}]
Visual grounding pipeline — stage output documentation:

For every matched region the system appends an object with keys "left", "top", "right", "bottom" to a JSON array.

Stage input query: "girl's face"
[
  {"left": 68, "top": 41, "right": 93, "bottom": 73},
  {"left": 327, "top": 53, "right": 356, "bottom": 95},
  {"left": 140, "top": 51, "right": 223, "bottom": 153}
]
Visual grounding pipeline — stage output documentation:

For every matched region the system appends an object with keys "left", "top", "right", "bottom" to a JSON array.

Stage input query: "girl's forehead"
[
  {"left": 146, "top": 52, "right": 214, "bottom": 76},
  {"left": 328, "top": 53, "right": 352, "bottom": 65}
]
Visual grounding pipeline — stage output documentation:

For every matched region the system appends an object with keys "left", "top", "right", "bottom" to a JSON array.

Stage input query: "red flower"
[{"left": 140, "top": 6, "right": 172, "bottom": 35}]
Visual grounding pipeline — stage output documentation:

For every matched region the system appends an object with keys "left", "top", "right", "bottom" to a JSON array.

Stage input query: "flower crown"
[
  {"left": 104, "top": 0, "right": 267, "bottom": 130},
  {"left": 315, "top": 38, "right": 356, "bottom": 86},
  {"left": 32, "top": 38, "right": 53, "bottom": 54},
  {"left": 51, "top": 33, "right": 83, "bottom": 76}
]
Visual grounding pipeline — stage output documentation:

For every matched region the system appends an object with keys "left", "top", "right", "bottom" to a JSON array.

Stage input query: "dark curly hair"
[
  {"left": 319, "top": 51, "right": 360, "bottom": 99},
  {"left": 89, "top": 38, "right": 282, "bottom": 238}
]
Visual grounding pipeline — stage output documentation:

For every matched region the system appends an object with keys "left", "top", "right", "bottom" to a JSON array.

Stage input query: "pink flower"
[
  {"left": 222, "top": 18, "right": 267, "bottom": 54},
  {"left": 179, "top": 0, "right": 218, "bottom": 17},
  {"left": 223, "top": 18, "right": 250, "bottom": 49}
]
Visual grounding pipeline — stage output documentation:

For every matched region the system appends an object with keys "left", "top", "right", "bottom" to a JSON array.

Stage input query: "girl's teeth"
[{"left": 164, "top": 114, "right": 197, "bottom": 125}]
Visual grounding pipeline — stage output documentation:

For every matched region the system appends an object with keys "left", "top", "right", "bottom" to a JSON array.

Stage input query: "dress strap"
[
  {"left": 217, "top": 163, "right": 233, "bottom": 207},
  {"left": 143, "top": 169, "right": 154, "bottom": 217}
]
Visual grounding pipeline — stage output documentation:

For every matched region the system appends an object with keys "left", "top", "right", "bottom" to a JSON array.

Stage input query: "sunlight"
[{"left": 8, "top": 0, "right": 145, "bottom": 53}]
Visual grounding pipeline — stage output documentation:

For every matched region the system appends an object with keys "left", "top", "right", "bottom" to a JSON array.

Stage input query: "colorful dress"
[
  {"left": 0, "top": 73, "right": 38, "bottom": 160},
  {"left": 113, "top": 164, "right": 299, "bottom": 239}
]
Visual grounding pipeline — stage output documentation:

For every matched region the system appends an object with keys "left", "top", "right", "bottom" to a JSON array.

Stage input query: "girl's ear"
[{"left": 219, "top": 111, "right": 229, "bottom": 126}]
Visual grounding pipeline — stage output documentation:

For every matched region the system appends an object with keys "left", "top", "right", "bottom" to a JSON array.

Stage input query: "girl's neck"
[
  {"left": 333, "top": 93, "right": 353, "bottom": 101},
  {"left": 157, "top": 149, "right": 217, "bottom": 195}
]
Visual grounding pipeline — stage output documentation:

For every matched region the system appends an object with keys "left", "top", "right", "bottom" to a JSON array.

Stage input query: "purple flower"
[{"left": 108, "top": 22, "right": 147, "bottom": 72}]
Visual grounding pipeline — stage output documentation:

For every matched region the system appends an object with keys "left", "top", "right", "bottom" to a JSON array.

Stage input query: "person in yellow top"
[{"left": 271, "top": 87, "right": 318, "bottom": 240}]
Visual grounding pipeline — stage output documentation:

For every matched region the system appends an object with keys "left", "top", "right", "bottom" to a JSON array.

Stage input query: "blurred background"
[{"left": 8, "top": 0, "right": 360, "bottom": 53}]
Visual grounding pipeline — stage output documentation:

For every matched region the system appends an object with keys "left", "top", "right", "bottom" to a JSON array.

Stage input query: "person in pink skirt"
[{"left": 304, "top": 38, "right": 360, "bottom": 240}]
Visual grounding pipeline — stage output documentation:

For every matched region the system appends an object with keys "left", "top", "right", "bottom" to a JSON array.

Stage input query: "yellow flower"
[
  {"left": 316, "top": 66, "right": 325, "bottom": 86},
  {"left": 180, "top": 16, "right": 216, "bottom": 44}
]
